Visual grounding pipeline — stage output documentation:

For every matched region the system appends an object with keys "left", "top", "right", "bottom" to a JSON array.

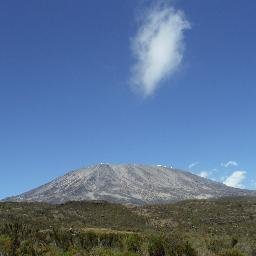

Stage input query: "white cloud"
[
  {"left": 188, "top": 161, "right": 199, "bottom": 169},
  {"left": 221, "top": 161, "right": 238, "bottom": 168},
  {"left": 130, "top": 3, "right": 190, "bottom": 96},
  {"left": 198, "top": 169, "right": 217, "bottom": 179},
  {"left": 199, "top": 171, "right": 209, "bottom": 178},
  {"left": 223, "top": 171, "right": 247, "bottom": 188}
]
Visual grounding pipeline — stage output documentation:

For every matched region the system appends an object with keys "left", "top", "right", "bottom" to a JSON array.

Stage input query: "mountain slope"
[{"left": 5, "top": 164, "right": 255, "bottom": 204}]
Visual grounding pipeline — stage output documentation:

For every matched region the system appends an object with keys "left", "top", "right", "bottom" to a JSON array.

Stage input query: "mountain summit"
[{"left": 5, "top": 164, "right": 255, "bottom": 204}]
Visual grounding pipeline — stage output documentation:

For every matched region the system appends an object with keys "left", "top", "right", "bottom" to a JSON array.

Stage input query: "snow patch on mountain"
[{"left": 4, "top": 164, "right": 255, "bottom": 205}]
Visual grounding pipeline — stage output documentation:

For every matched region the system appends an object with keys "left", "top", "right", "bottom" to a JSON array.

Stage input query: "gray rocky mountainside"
[{"left": 5, "top": 164, "right": 255, "bottom": 204}]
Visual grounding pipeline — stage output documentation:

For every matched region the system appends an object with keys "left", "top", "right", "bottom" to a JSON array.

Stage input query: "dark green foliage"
[
  {"left": 0, "top": 235, "right": 12, "bottom": 256},
  {"left": 52, "top": 228, "right": 74, "bottom": 251},
  {"left": 183, "top": 241, "right": 197, "bottom": 256},
  {"left": 125, "top": 234, "right": 141, "bottom": 253},
  {"left": 98, "top": 233, "right": 123, "bottom": 248},
  {"left": 0, "top": 201, "right": 149, "bottom": 232},
  {"left": 231, "top": 238, "right": 239, "bottom": 248},
  {"left": 207, "top": 237, "right": 230, "bottom": 254},
  {"left": 139, "top": 197, "right": 256, "bottom": 238},
  {"left": 0, "top": 197, "right": 256, "bottom": 255},
  {"left": 148, "top": 236, "right": 165, "bottom": 256},
  {"left": 79, "top": 231, "right": 98, "bottom": 249},
  {"left": 251, "top": 248, "right": 256, "bottom": 256},
  {"left": 0, "top": 226, "right": 196, "bottom": 256},
  {"left": 16, "top": 240, "right": 37, "bottom": 256},
  {"left": 220, "top": 248, "right": 245, "bottom": 256}
]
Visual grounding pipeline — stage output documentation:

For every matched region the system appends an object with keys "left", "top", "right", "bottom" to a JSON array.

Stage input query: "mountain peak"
[{"left": 5, "top": 164, "right": 255, "bottom": 205}]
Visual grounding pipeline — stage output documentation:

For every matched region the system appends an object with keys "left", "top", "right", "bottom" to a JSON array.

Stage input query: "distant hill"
[
  {"left": 1, "top": 196, "right": 256, "bottom": 236},
  {"left": 4, "top": 164, "right": 255, "bottom": 204},
  {"left": 0, "top": 200, "right": 149, "bottom": 232},
  {"left": 136, "top": 196, "right": 256, "bottom": 237}
]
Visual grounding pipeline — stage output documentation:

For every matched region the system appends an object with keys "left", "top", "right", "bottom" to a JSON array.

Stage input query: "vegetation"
[{"left": 0, "top": 197, "right": 255, "bottom": 255}]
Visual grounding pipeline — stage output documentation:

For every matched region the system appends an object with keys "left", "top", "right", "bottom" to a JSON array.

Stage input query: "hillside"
[
  {"left": 1, "top": 197, "right": 256, "bottom": 237},
  {"left": 0, "top": 200, "right": 149, "bottom": 232},
  {"left": 5, "top": 164, "right": 255, "bottom": 204},
  {"left": 0, "top": 197, "right": 256, "bottom": 255},
  {"left": 136, "top": 196, "right": 256, "bottom": 237}
]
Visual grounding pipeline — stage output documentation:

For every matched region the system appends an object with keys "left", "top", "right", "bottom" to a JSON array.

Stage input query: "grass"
[
  {"left": 0, "top": 196, "right": 256, "bottom": 255},
  {"left": 0, "top": 200, "right": 150, "bottom": 232},
  {"left": 136, "top": 196, "right": 256, "bottom": 237}
]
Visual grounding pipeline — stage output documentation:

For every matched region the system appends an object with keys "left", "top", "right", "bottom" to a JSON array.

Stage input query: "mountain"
[{"left": 4, "top": 164, "right": 255, "bottom": 204}]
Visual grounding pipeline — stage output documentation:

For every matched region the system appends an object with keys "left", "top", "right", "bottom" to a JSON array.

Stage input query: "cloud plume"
[
  {"left": 131, "top": 4, "right": 190, "bottom": 96},
  {"left": 221, "top": 161, "right": 238, "bottom": 168},
  {"left": 199, "top": 171, "right": 209, "bottom": 178},
  {"left": 223, "top": 171, "right": 246, "bottom": 188},
  {"left": 188, "top": 161, "right": 200, "bottom": 169}
]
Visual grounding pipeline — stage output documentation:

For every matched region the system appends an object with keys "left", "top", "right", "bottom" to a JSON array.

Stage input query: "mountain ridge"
[{"left": 4, "top": 163, "right": 255, "bottom": 205}]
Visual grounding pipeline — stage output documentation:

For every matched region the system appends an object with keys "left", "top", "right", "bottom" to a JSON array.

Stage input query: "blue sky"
[{"left": 0, "top": 0, "right": 256, "bottom": 199}]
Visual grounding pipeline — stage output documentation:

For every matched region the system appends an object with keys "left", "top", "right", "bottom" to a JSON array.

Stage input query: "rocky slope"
[{"left": 5, "top": 164, "right": 255, "bottom": 204}]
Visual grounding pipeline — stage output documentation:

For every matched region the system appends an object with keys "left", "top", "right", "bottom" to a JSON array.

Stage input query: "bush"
[
  {"left": 89, "top": 247, "right": 128, "bottom": 256},
  {"left": 125, "top": 234, "right": 141, "bottom": 253},
  {"left": 0, "top": 235, "right": 12, "bottom": 256},
  {"left": 207, "top": 237, "right": 230, "bottom": 254},
  {"left": 79, "top": 231, "right": 98, "bottom": 250},
  {"left": 148, "top": 236, "right": 165, "bottom": 256},
  {"left": 220, "top": 248, "right": 245, "bottom": 256},
  {"left": 164, "top": 237, "right": 197, "bottom": 256},
  {"left": 98, "top": 233, "right": 123, "bottom": 249},
  {"left": 231, "top": 238, "right": 239, "bottom": 248},
  {"left": 52, "top": 228, "right": 74, "bottom": 251},
  {"left": 16, "top": 240, "right": 37, "bottom": 256},
  {"left": 183, "top": 241, "right": 197, "bottom": 256}
]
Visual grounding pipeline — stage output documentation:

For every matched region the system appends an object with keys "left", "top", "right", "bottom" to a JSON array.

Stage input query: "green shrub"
[
  {"left": 0, "top": 235, "right": 12, "bottom": 255},
  {"left": 164, "top": 236, "right": 197, "bottom": 256},
  {"left": 148, "top": 236, "right": 165, "bottom": 256},
  {"left": 183, "top": 241, "right": 197, "bottom": 256},
  {"left": 125, "top": 234, "right": 141, "bottom": 253},
  {"left": 98, "top": 233, "right": 122, "bottom": 249},
  {"left": 52, "top": 228, "right": 74, "bottom": 251},
  {"left": 16, "top": 240, "right": 37, "bottom": 256},
  {"left": 90, "top": 247, "right": 138, "bottom": 256},
  {"left": 231, "top": 238, "right": 239, "bottom": 248},
  {"left": 207, "top": 237, "right": 230, "bottom": 254},
  {"left": 79, "top": 231, "right": 98, "bottom": 249},
  {"left": 220, "top": 248, "right": 245, "bottom": 256}
]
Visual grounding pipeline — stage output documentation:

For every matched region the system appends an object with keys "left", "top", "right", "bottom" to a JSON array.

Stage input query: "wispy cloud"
[
  {"left": 188, "top": 161, "right": 200, "bottom": 169},
  {"left": 221, "top": 161, "right": 238, "bottom": 168},
  {"left": 198, "top": 169, "right": 217, "bottom": 179},
  {"left": 130, "top": 3, "right": 190, "bottom": 96},
  {"left": 187, "top": 160, "right": 249, "bottom": 189},
  {"left": 199, "top": 171, "right": 209, "bottom": 178},
  {"left": 223, "top": 171, "right": 246, "bottom": 188}
]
